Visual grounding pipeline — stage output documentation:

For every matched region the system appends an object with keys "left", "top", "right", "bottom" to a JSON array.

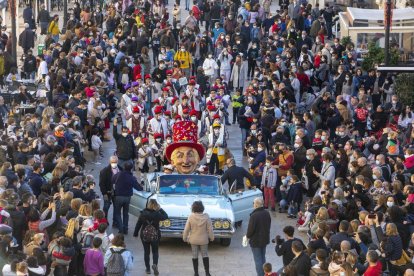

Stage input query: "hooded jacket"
[{"left": 183, "top": 212, "right": 214, "bottom": 246}]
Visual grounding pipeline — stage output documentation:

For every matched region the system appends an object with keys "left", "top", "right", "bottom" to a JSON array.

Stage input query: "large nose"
[{"left": 184, "top": 154, "right": 191, "bottom": 163}]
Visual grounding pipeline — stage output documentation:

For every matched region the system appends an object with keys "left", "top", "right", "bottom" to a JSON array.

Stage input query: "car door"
[
  {"left": 228, "top": 189, "right": 262, "bottom": 223},
  {"left": 129, "top": 173, "right": 159, "bottom": 217}
]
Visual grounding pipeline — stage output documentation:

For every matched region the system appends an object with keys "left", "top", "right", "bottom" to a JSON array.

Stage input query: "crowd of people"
[{"left": 0, "top": 0, "right": 412, "bottom": 275}]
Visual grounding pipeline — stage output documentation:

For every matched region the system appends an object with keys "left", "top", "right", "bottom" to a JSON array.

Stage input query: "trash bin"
[{"left": 38, "top": 44, "right": 45, "bottom": 55}]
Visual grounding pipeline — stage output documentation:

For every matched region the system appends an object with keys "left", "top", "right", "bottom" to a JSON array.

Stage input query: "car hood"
[{"left": 152, "top": 194, "right": 234, "bottom": 221}]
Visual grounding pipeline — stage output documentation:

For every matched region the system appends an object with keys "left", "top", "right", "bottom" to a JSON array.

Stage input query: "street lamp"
[{"left": 384, "top": 0, "right": 393, "bottom": 65}]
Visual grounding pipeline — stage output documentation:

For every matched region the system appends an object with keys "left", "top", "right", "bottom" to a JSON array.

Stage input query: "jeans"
[
  {"left": 142, "top": 240, "right": 159, "bottom": 270},
  {"left": 113, "top": 196, "right": 131, "bottom": 233},
  {"left": 185, "top": 0, "right": 190, "bottom": 9},
  {"left": 241, "top": 128, "right": 248, "bottom": 150},
  {"left": 288, "top": 202, "right": 298, "bottom": 216},
  {"left": 103, "top": 197, "right": 112, "bottom": 221},
  {"left": 251, "top": 247, "right": 266, "bottom": 276}
]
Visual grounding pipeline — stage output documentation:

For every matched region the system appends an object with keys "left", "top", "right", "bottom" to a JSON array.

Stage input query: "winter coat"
[
  {"left": 112, "top": 127, "right": 136, "bottom": 160},
  {"left": 134, "top": 208, "right": 168, "bottom": 239},
  {"left": 246, "top": 207, "right": 271, "bottom": 248},
  {"left": 230, "top": 61, "right": 248, "bottom": 89},
  {"left": 19, "top": 29, "right": 35, "bottom": 50},
  {"left": 183, "top": 213, "right": 214, "bottom": 246},
  {"left": 286, "top": 182, "right": 303, "bottom": 204}
]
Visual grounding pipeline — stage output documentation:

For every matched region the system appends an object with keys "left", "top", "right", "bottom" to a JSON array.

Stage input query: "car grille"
[{"left": 169, "top": 218, "right": 187, "bottom": 230}]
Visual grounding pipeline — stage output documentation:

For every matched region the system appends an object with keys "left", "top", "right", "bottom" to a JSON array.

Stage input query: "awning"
[{"left": 347, "top": 7, "right": 414, "bottom": 25}]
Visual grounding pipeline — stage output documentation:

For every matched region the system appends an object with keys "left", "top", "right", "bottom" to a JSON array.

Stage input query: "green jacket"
[
  {"left": 231, "top": 94, "right": 243, "bottom": 108},
  {"left": 0, "top": 56, "right": 4, "bottom": 76}
]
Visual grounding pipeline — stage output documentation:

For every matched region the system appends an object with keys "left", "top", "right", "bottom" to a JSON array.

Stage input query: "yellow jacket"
[
  {"left": 174, "top": 51, "right": 192, "bottom": 69},
  {"left": 48, "top": 20, "right": 60, "bottom": 35}
]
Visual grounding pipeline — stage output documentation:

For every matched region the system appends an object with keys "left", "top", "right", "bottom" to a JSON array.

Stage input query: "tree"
[
  {"left": 395, "top": 73, "right": 414, "bottom": 106},
  {"left": 362, "top": 42, "right": 399, "bottom": 71}
]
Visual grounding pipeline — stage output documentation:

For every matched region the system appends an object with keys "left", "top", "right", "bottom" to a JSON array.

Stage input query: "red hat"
[
  {"left": 153, "top": 99, "right": 160, "bottom": 104},
  {"left": 171, "top": 97, "right": 178, "bottom": 104},
  {"left": 206, "top": 101, "right": 212, "bottom": 106},
  {"left": 132, "top": 106, "right": 141, "bottom": 113},
  {"left": 165, "top": 82, "right": 173, "bottom": 87},
  {"left": 189, "top": 79, "right": 196, "bottom": 85},
  {"left": 136, "top": 74, "right": 142, "bottom": 80},
  {"left": 183, "top": 108, "right": 189, "bottom": 114},
  {"left": 166, "top": 70, "right": 173, "bottom": 75},
  {"left": 175, "top": 115, "right": 182, "bottom": 120},
  {"left": 141, "top": 138, "right": 149, "bottom": 144},
  {"left": 165, "top": 121, "right": 205, "bottom": 162},
  {"left": 166, "top": 134, "right": 172, "bottom": 139},
  {"left": 154, "top": 133, "right": 163, "bottom": 139},
  {"left": 164, "top": 110, "right": 171, "bottom": 116},
  {"left": 154, "top": 105, "right": 163, "bottom": 114},
  {"left": 207, "top": 105, "right": 216, "bottom": 111},
  {"left": 189, "top": 109, "right": 198, "bottom": 116},
  {"left": 213, "top": 114, "right": 221, "bottom": 119},
  {"left": 190, "top": 76, "right": 196, "bottom": 80},
  {"left": 162, "top": 87, "right": 169, "bottom": 92},
  {"left": 145, "top": 74, "right": 152, "bottom": 80},
  {"left": 148, "top": 116, "right": 153, "bottom": 120}
]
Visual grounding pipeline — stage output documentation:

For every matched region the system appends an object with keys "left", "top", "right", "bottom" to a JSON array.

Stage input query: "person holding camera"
[
  {"left": 275, "top": 225, "right": 306, "bottom": 267},
  {"left": 113, "top": 118, "right": 137, "bottom": 170}
]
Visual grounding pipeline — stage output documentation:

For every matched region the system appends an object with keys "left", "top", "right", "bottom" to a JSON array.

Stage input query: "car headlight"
[
  {"left": 222, "top": 220, "right": 230, "bottom": 229},
  {"left": 213, "top": 220, "right": 222, "bottom": 229},
  {"left": 163, "top": 219, "right": 171, "bottom": 228}
]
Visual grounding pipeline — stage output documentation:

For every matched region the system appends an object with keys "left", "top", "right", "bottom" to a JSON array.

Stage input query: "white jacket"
[{"left": 202, "top": 58, "right": 219, "bottom": 76}]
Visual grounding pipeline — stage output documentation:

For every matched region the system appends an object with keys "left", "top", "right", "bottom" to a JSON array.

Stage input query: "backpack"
[
  {"left": 80, "top": 232, "right": 95, "bottom": 254},
  {"left": 141, "top": 220, "right": 158, "bottom": 242},
  {"left": 106, "top": 248, "right": 126, "bottom": 276}
]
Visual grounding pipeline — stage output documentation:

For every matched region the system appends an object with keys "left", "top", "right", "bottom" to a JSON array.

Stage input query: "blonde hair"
[
  {"left": 79, "top": 204, "right": 92, "bottom": 217},
  {"left": 147, "top": 199, "right": 160, "bottom": 211},
  {"left": 65, "top": 218, "right": 79, "bottom": 239},
  {"left": 316, "top": 207, "right": 329, "bottom": 221},
  {"left": 386, "top": 223, "right": 399, "bottom": 236},
  {"left": 70, "top": 198, "right": 82, "bottom": 211}
]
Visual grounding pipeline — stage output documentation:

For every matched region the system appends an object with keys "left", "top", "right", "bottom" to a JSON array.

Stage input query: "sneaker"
[
  {"left": 94, "top": 162, "right": 101, "bottom": 165},
  {"left": 145, "top": 268, "right": 151, "bottom": 274},
  {"left": 152, "top": 264, "right": 159, "bottom": 275}
]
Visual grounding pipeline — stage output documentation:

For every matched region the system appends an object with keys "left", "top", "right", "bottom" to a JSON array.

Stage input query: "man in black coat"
[
  {"left": 99, "top": 155, "right": 123, "bottom": 224},
  {"left": 221, "top": 158, "right": 255, "bottom": 191},
  {"left": 23, "top": 50, "right": 37, "bottom": 79},
  {"left": 287, "top": 241, "right": 311, "bottom": 276},
  {"left": 292, "top": 138, "right": 307, "bottom": 177},
  {"left": 246, "top": 197, "right": 271, "bottom": 276},
  {"left": 18, "top": 23, "right": 35, "bottom": 54},
  {"left": 37, "top": 4, "right": 50, "bottom": 35},
  {"left": 112, "top": 161, "right": 142, "bottom": 235},
  {"left": 113, "top": 119, "right": 137, "bottom": 169},
  {"left": 275, "top": 226, "right": 306, "bottom": 267}
]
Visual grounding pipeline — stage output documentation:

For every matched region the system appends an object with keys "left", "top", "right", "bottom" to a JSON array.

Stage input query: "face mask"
[
  {"left": 266, "top": 162, "right": 271, "bottom": 167},
  {"left": 258, "top": 147, "right": 263, "bottom": 152},
  {"left": 387, "top": 202, "right": 394, "bottom": 207},
  {"left": 373, "top": 174, "right": 378, "bottom": 180},
  {"left": 181, "top": 48, "right": 185, "bottom": 52},
  {"left": 321, "top": 135, "right": 326, "bottom": 141},
  {"left": 16, "top": 183, "right": 21, "bottom": 189},
  {"left": 294, "top": 143, "right": 300, "bottom": 149},
  {"left": 345, "top": 77, "right": 350, "bottom": 81},
  {"left": 156, "top": 138, "right": 162, "bottom": 143},
  {"left": 208, "top": 54, "right": 213, "bottom": 58},
  {"left": 337, "top": 155, "right": 341, "bottom": 159},
  {"left": 167, "top": 139, "right": 172, "bottom": 143},
  {"left": 306, "top": 155, "right": 311, "bottom": 160},
  {"left": 251, "top": 130, "right": 257, "bottom": 135},
  {"left": 335, "top": 131, "right": 340, "bottom": 136},
  {"left": 375, "top": 160, "right": 380, "bottom": 165},
  {"left": 160, "top": 65, "right": 165, "bottom": 69},
  {"left": 301, "top": 35, "right": 306, "bottom": 39},
  {"left": 213, "top": 129, "right": 220, "bottom": 135},
  {"left": 339, "top": 132, "right": 344, "bottom": 136},
  {"left": 191, "top": 116, "right": 197, "bottom": 122},
  {"left": 122, "top": 132, "right": 128, "bottom": 137},
  {"left": 392, "top": 100, "right": 397, "bottom": 104}
]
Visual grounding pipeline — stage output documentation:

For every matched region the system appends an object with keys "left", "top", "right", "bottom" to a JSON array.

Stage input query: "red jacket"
[
  {"left": 404, "top": 155, "right": 414, "bottom": 170},
  {"left": 364, "top": 261, "right": 382, "bottom": 276}
]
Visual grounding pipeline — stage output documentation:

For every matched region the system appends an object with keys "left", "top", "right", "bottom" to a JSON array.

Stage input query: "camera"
[{"left": 271, "top": 235, "right": 283, "bottom": 245}]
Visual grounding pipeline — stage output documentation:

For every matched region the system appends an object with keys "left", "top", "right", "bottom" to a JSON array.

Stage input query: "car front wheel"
[{"left": 220, "top": 238, "right": 231, "bottom": 246}]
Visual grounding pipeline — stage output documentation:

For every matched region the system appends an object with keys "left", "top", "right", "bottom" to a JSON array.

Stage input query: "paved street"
[
  {"left": 83, "top": 120, "right": 302, "bottom": 276},
  {"left": 6, "top": 0, "right": 305, "bottom": 274}
]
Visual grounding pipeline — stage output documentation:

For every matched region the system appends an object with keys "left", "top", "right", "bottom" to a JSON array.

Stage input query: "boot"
[
  {"left": 203, "top": 257, "right": 211, "bottom": 276},
  {"left": 192, "top": 258, "right": 199, "bottom": 276}
]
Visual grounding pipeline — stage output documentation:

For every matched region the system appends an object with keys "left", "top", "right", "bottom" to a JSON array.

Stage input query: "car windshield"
[{"left": 158, "top": 175, "right": 220, "bottom": 195}]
